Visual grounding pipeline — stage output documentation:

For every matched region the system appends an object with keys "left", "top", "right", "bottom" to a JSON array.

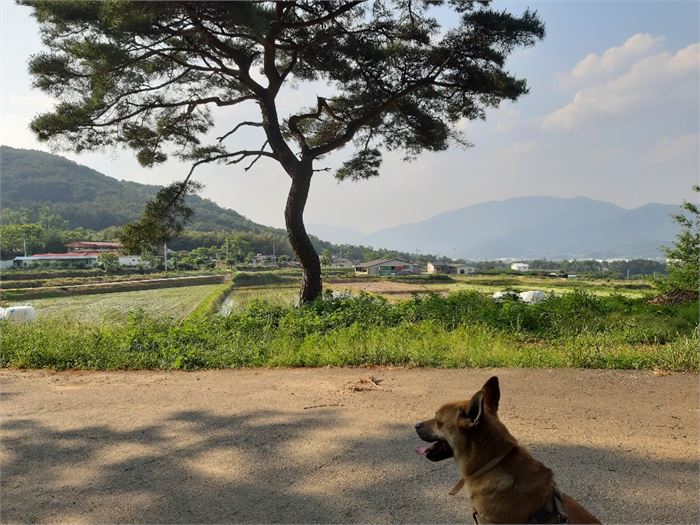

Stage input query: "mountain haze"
[{"left": 310, "top": 196, "right": 680, "bottom": 259}]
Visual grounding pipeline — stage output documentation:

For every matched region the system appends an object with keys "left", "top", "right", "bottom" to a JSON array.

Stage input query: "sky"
[{"left": 1, "top": 1, "right": 698, "bottom": 233}]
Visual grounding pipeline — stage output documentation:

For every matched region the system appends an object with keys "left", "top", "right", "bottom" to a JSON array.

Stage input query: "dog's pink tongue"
[{"left": 415, "top": 445, "right": 430, "bottom": 455}]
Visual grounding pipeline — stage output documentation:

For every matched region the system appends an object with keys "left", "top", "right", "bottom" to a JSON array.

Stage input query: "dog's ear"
[
  {"left": 460, "top": 391, "right": 484, "bottom": 428},
  {"left": 482, "top": 376, "right": 500, "bottom": 413}
]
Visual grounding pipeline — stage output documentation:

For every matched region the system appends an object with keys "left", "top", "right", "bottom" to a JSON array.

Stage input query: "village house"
[
  {"left": 355, "top": 258, "right": 415, "bottom": 276},
  {"left": 426, "top": 261, "right": 452, "bottom": 274},
  {"left": 331, "top": 257, "right": 354, "bottom": 268},
  {"left": 427, "top": 262, "right": 476, "bottom": 275},
  {"left": 455, "top": 265, "right": 476, "bottom": 275},
  {"left": 13, "top": 240, "right": 141, "bottom": 269},
  {"left": 510, "top": 262, "right": 530, "bottom": 272},
  {"left": 14, "top": 252, "right": 101, "bottom": 268}
]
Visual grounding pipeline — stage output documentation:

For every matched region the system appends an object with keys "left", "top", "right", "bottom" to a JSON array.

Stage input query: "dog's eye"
[{"left": 436, "top": 420, "right": 443, "bottom": 428}]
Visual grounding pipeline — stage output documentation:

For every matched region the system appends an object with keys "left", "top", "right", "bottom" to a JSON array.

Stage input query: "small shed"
[{"left": 118, "top": 255, "right": 144, "bottom": 267}]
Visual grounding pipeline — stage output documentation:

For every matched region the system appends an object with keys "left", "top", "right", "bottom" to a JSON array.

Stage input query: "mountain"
[
  {"left": 0, "top": 146, "right": 429, "bottom": 262},
  {"left": 0, "top": 146, "right": 276, "bottom": 234},
  {"left": 1, "top": 146, "right": 681, "bottom": 260},
  {"left": 313, "top": 196, "right": 681, "bottom": 259}
]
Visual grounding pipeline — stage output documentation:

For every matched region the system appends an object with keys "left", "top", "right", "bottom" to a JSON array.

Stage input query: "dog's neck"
[{"left": 458, "top": 422, "right": 517, "bottom": 480}]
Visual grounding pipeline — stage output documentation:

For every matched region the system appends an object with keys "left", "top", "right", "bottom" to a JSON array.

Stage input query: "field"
[
  {"left": 1, "top": 271, "right": 697, "bottom": 372},
  {"left": 222, "top": 273, "right": 656, "bottom": 313},
  {"left": 17, "top": 284, "right": 226, "bottom": 323}
]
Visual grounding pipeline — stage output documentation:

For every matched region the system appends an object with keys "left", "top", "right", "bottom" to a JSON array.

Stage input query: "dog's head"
[{"left": 414, "top": 376, "right": 503, "bottom": 462}]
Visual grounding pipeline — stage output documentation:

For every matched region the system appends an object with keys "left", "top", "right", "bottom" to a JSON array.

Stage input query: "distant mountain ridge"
[
  {"left": 310, "top": 196, "right": 681, "bottom": 259},
  {"left": 2, "top": 146, "right": 680, "bottom": 259}
]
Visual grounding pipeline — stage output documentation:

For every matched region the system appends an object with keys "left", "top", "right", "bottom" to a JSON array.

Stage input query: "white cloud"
[
  {"left": 649, "top": 133, "right": 699, "bottom": 162},
  {"left": 563, "top": 33, "right": 664, "bottom": 86},
  {"left": 543, "top": 42, "right": 699, "bottom": 130}
]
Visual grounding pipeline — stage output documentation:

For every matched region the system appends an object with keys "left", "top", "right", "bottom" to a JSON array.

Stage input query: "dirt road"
[{"left": 1, "top": 369, "right": 697, "bottom": 524}]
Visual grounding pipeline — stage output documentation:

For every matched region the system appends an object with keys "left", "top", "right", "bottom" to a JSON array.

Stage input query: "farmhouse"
[
  {"left": 426, "top": 261, "right": 452, "bottom": 274},
  {"left": 355, "top": 258, "right": 415, "bottom": 276},
  {"left": 510, "top": 262, "right": 530, "bottom": 272},
  {"left": 66, "top": 241, "right": 122, "bottom": 253},
  {"left": 427, "top": 262, "right": 476, "bottom": 275},
  {"left": 331, "top": 257, "right": 354, "bottom": 268},
  {"left": 14, "top": 252, "right": 101, "bottom": 268}
]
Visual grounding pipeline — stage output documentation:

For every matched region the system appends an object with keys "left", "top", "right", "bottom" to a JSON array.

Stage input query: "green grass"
[
  {"left": 1, "top": 290, "right": 697, "bottom": 372},
  {"left": 10, "top": 284, "right": 226, "bottom": 323},
  {"left": 221, "top": 285, "right": 299, "bottom": 313}
]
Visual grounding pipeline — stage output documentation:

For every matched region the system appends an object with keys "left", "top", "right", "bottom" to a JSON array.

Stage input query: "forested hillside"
[{"left": 0, "top": 146, "right": 425, "bottom": 262}]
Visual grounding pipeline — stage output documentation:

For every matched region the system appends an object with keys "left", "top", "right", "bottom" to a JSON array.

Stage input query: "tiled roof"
[{"left": 356, "top": 258, "right": 411, "bottom": 268}]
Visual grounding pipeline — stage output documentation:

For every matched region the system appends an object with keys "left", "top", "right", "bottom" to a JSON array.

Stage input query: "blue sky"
[{"left": 1, "top": 1, "right": 698, "bottom": 232}]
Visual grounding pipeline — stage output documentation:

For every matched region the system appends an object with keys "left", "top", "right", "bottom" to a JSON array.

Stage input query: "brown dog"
[{"left": 415, "top": 377, "right": 600, "bottom": 524}]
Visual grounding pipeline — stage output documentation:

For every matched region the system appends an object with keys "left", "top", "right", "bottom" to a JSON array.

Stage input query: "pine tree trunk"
[{"left": 285, "top": 167, "right": 321, "bottom": 304}]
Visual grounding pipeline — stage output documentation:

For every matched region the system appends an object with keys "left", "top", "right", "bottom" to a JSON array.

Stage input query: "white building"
[
  {"left": 14, "top": 252, "right": 100, "bottom": 268},
  {"left": 118, "top": 255, "right": 144, "bottom": 267},
  {"left": 510, "top": 262, "right": 530, "bottom": 272},
  {"left": 426, "top": 262, "right": 452, "bottom": 274},
  {"left": 427, "top": 262, "right": 476, "bottom": 275},
  {"left": 252, "top": 254, "right": 278, "bottom": 267},
  {"left": 331, "top": 257, "right": 354, "bottom": 268}
]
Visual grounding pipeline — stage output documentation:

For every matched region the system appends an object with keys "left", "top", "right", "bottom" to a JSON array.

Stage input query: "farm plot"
[
  {"left": 225, "top": 275, "right": 651, "bottom": 312},
  {"left": 438, "top": 275, "right": 654, "bottom": 298},
  {"left": 220, "top": 285, "right": 299, "bottom": 313},
  {"left": 222, "top": 280, "right": 454, "bottom": 312},
  {"left": 15, "top": 284, "right": 223, "bottom": 323},
  {"left": 327, "top": 280, "right": 451, "bottom": 301}
]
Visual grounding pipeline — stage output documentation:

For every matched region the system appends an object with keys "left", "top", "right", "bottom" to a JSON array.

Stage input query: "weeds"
[{"left": 1, "top": 290, "right": 697, "bottom": 372}]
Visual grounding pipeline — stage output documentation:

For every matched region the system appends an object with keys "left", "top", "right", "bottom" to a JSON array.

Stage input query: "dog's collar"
[
  {"left": 448, "top": 478, "right": 466, "bottom": 496},
  {"left": 448, "top": 448, "right": 513, "bottom": 496}
]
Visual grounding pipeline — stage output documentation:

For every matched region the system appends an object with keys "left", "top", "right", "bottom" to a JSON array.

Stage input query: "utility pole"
[
  {"left": 163, "top": 242, "right": 167, "bottom": 272},
  {"left": 23, "top": 235, "right": 27, "bottom": 257}
]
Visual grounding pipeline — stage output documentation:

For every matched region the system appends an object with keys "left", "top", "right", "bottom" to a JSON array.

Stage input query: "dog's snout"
[{"left": 415, "top": 422, "right": 422, "bottom": 429}]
